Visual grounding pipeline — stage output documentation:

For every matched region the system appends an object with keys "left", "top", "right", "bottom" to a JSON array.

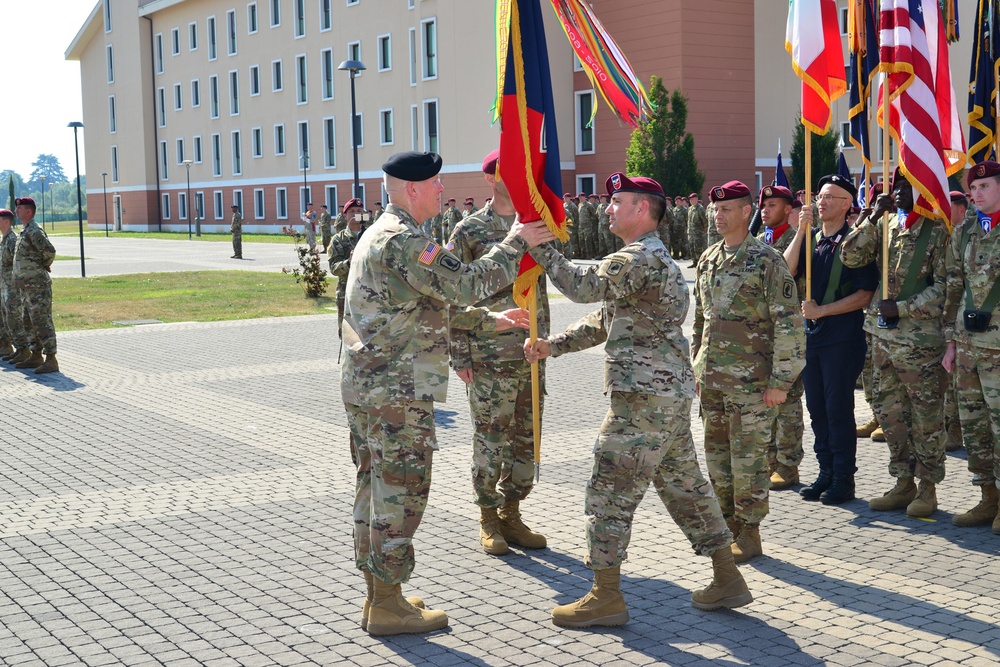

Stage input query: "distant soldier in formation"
[
  {"left": 329, "top": 198, "right": 365, "bottom": 338},
  {"left": 11, "top": 197, "right": 58, "bottom": 373},
  {"left": 706, "top": 200, "right": 721, "bottom": 247},
  {"left": 597, "top": 193, "right": 614, "bottom": 256},
  {"left": 563, "top": 192, "right": 580, "bottom": 258},
  {"left": 0, "top": 209, "right": 29, "bottom": 362},
  {"left": 319, "top": 204, "right": 333, "bottom": 252},
  {"left": 442, "top": 198, "right": 462, "bottom": 247},
  {"left": 686, "top": 192, "right": 708, "bottom": 268},
  {"left": 230, "top": 205, "right": 243, "bottom": 259},
  {"left": 372, "top": 201, "right": 385, "bottom": 222},
  {"left": 526, "top": 172, "right": 751, "bottom": 629},
  {"left": 578, "top": 192, "right": 598, "bottom": 258},
  {"left": 657, "top": 196, "right": 674, "bottom": 253},
  {"left": 672, "top": 196, "right": 689, "bottom": 259},
  {"left": 463, "top": 198, "right": 475, "bottom": 218}
]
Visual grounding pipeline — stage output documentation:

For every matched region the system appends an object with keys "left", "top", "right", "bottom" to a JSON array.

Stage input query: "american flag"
[{"left": 878, "top": 0, "right": 965, "bottom": 225}]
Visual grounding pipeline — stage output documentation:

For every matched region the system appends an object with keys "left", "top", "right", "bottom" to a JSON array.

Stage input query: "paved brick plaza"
[{"left": 1, "top": 238, "right": 998, "bottom": 666}]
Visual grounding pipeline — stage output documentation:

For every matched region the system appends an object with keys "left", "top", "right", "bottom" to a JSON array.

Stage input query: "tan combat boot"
[
  {"left": 870, "top": 426, "right": 886, "bottom": 442},
  {"left": 366, "top": 577, "right": 447, "bottom": 636},
  {"left": 731, "top": 523, "right": 763, "bottom": 564},
  {"left": 769, "top": 464, "right": 799, "bottom": 490},
  {"left": 725, "top": 518, "right": 741, "bottom": 541},
  {"left": 15, "top": 350, "right": 44, "bottom": 369},
  {"left": 856, "top": 416, "right": 879, "bottom": 438},
  {"left": 35, "top": 354, "right": 59, "bottom": 374},
  {"left": 480, "top": 507, "right": 509, "bottom": 556},
  {"left": 905, "top": 480, "right": 937, "bottom": 517},
  {"left": 953, "top": 485, "right": 1000, "bottom": 527},
  {"left": 0, "top": 342, "right": 12, "bottom": 357},
  {"left": 551, "top": 566, "right": 629, "bottom": 628},
  {"left": 869, "top": 477, "right": 917, "bottom": 511},
  {"left": 691, "top": 546, "right": 753, "bottom": 611},
  {"left": 7, "top": 348, "right": 30, "bottom": 364},
  {"left": 498, "top": 500, "right": 547, "bottom": 549},
  {"left": 360, "top": 571, "right": 424, "bottom": 631}
]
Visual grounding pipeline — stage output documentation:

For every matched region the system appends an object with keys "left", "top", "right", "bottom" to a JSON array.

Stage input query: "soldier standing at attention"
[
  {"left": 372, "top": 201, "right": 384, "bottom": 222},
  {"left": 12, "top": 197, "right": 58, "bottom": 373},
  {"left": 692, "top": 182, "right": 805, "bottom": 563},
  {"left": 578, "top": 191, "right": 598, "bottom": 259},
  {"left": 301, "top": 203, "right": 318, "bottom": 253},
  {"left": 341, "top": 151, "right": 554, "bottom": 636},
  {"left": 230, "top": 205, "right": 243, "bottom": 259},
  {"left": 943, "top": 161, "right": 1000, "bottom": 531},
  {"left": 442, "top": 198, "right": 462, "bottom": 247},
  {"left": 596, "top": 193, "right": 612, "bottom": 256},
  {"left": 319, "top": 205, "right": 333, "bottom": 253},
  {"left": 329, "top": 198, "right": 365, "bottom": 339},
  {"left": 706, "top": 199, "right": 721, "bottom": 247},
  {"left": 563, "top": 193, "right": 580, "bottom": 258},
  {"left": 447, "top": 150, "right": 550, "bottom": 557},
  {"left": 463, "top": 198, "right": 475, "bottom": 218},
  {"left": 657, "top": 196, "right": 674, "bottom": 254},
  {"left": 673, "top": 196, "right": 689, "bottom": 259},
  {"left": 841, "top": 170, "right": 949, "bottom": 517},
  {"left": 526, "top": 172, "right": 752, "bottom": 629},
  {"left": 686, "top": 192, "right": 708, "bottom": 268},
  {"left": 0, "top": 209, "right": 29, "bottom": 362}
]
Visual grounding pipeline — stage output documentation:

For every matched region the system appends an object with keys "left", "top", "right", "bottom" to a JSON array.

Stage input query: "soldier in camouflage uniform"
[
  {"left": 463, "top": 198, "right": 475, "bottom": 219},
  {"left": 0, "top": 209, "right": 27, "bottom": 360},
  {"left": 577, "top": 192, "right": 598, "bottom": 259},
  {"left": 657, "top": 197, "right": 674, "bottom": 253},
  {"left": 526, "top": 172, "right": 751, "bottom": 629},
  {"left": 372, "top": 202, "right": 384, "bottom": 222},
  {"left": 328, "top": 203, "right": 363, "bottom": 339},
  {"left": 686, "top": 193, "right": 708, "bottom": 268},
  {"left": 341, "top": 151, "right": 554, "bottom": 636},
  {"left": 319, "top": 205, "right": 333, "bottom": 253},
  {"left": 597, "top": 194, "right": 614, "bottom": 256},
  {"left": 706, "top": 200, "right": 721, "bottom": 247},
  {"left": 692, "top": 181, "right": 805, "bottom": 563},
  {"left": 563, "top": 193, "right": 580, "bottom": 258},
  {"left": 943, "top": 161, "right": 1000, "bottom": 532},
  {"left": 230, "top": 205, "right": 243, "bottom": 259},
  {"left": 672, "top": 196, "right": 689, "bottom": 259},
  {"left": 447, "top": 150, "right": 550, "bottom": 557},
  {"left": 334, "top": 210, "right": 348, "bottom": 232},
  {"left": 442, "top": 198, "right": 462, "bottom": 247},
  {"left": 841, "top": 170, "right": 949, "bottom": 518},
  {"left": 11, "top": 197, "right": 57, "bottom": 373}
]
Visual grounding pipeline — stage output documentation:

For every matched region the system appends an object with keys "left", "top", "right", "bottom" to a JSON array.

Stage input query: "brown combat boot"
[
  {"left": 2, "top": 346, "right": 21, "bottom": 361},
  {"left": 0, "top": 342, "right": 12, "bottom": 357},
  {"left": 551, "top": 566, "right": 629, "bottom": 628},
  {"left": 731, "top": 524, "right": 763, "bottom": 564},
  {"left": 769, "top": 464, "right": 799, "bottom": 490},
  {"left": 360, "top": 571, "right": 424, "bottom": 631},
  {"left": 479, "top": 507, "right": 509, "bottom": 556},
  {"left": 870, "top": 426, "right": 886, "bottom": 442},
  {"left": 869, "top": 477, "right": 917, "bottom": 511},
  {"left": 953, "top": 485, "right": 1000, "bottom": 527},
  {"left": 15, "top": 350, "right": 44, "bottom": 369},
  {"left": 366, "top": 577, "right": 447, "bottom": 636},
  {"left": 35, "top": 354, "right": 59, "bottom": 374},
  {"left": 856, "top": 416, "right": 879, "bottom": 438},
  {"left": 8, "top": 348, "right": 32, "bottom": 365},
  {"left": 498, "top": 500, "right": 547, "bottom": 549},
  {"left": 691, "top": 547, "right": 753, "bottom": 611},
  {"left": 906, "top": 480, "right": 937, "bottom": 518},
  {"left": 725, "top": 518, "right": 741, "bottom": 540}
]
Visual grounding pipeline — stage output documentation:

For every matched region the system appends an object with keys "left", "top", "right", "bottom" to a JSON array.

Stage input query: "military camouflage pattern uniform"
[
  {"left": 687, "top": 202, "right": 708, "bottom": 262},
  {"left": 944, "top": 218, "right": 1000, "bottom": 490},
  {"left": 341, "top": 203, "right": 530, "bottom": 584},
  {"left": 319, "top": 209, "right": 333, "bottom": 252},
  {"left": 328, "top": 226, "right": 360, "bottom": 338},
  {"left": 301, "top": 210, "right": 318, "bottom": 251},
  {"left": 448, "top": 201, "right": 550, "bottom": 510},
  {"left": 597, "top": 201, "right": 614, "bottom": 256},
  {"left": 706, "top": 202, "right": 721, "bottom": 247},
  {"left": 841, "top": 214, "right": 948, "bottom": 484},
  {"left": 672, "top": 204, "right": 689, "bottom": 258},
  {"left": 657, "top": 206, "right": 673, "bottom": 253},
  {"left": 0, "top": 226, "right": 28, "bottom": 351},
  {"left": 230, "top": 210, "right": 242, "bottom": 258},
  {"left": 13, "top": 218, "right": 56, "bottom": 355},
  {"left": 334, "top": 213, "right": 348, "bottom": 232},
  {"left": 443, "top": 205, "right": 463, "bottom": 247},
  {"left": 692, "top": 235, "right": 805, "bottom": 526},
  {"left": 578, "top": 198, "right": 598, "bottom": 259},
  {"left": 533, "top": 231, "right": 731, "bottom": 569},
  {"left": 372, "top": 206, "right": 384, "bottom": 223},
  {"left": 564, "top": 200, "right": 580, "bottom": 258}
]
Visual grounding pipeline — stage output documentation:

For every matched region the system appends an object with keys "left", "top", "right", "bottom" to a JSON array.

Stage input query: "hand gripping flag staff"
[{"left": 493, "top": 0, "right": 651, "bottom": 480}]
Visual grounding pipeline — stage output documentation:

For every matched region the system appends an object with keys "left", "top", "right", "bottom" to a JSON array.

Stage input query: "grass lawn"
[{"left": 53, "top": 270, "right": 336, "bottom": 331}]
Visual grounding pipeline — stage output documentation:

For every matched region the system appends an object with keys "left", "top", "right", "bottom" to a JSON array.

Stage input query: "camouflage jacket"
[
  {"left": 841, "top": 213, "right": 948, "bottom": 346},
  {"left": 13, "top": 219, "right": 55, "bottom": 284},
  {"left": 533, "top": 232, "right": 695, "bottom": 397},
  {"left": 563, "top": 201, "right": 579, "bottom": 228},
  {"left": 340, "top": 203, "right": 529, "bottom": 406},
  {"left": 692, "top": 233, "right": 805, "bottom": 392},
  {"left": 447, "top": 201, "right": 550, "bottom": 368},
  {"left": 327, "top": 227, "right": 360, "bottom": 296},
  {"left": 944, "top": 219, "right": 1000, "bottom": 350},
  {"left": 231, "top": 213, "right": 242, "bottom": 234},
  {"left": 372, "top": 208, "right": 384, "bottom": 222},
  {"left": 0, "top": 229, "right": 16, "bottom": 288},
  {"left": 706, "top": 202, "right": 721, "bottom": 246},
  {"left": 334, "top": 213, "right": 348, "bottom": 232},
  {"left": 657, "top": 207, "right": 674, "bottom": 239},
  {"left": 319, "top": 211, "right": 333, "bottom": 231},
  {"left": 673, "top": 205, "right": 689, "bottom": 227},
  {"left": 687, "top": 203, "right": 708, "bottom": 231},
  {"left": 578, "top": 201, "right": 598, "bottom": 232}
]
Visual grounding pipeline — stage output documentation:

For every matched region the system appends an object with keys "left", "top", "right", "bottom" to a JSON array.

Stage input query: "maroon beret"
[
  {"left": 868, "top": 182, "right": 884, "bottom": 203},
  {"left": 968, "top": 160, "right": 1000, "bottom": 187},
  {"left": 709, "top": 181, "right": 751, "bottom": 203},
  {"left": 890, "top": 166, "right": 906, "bottom": 190},
  {"left": 0, "top": 209, "right": 13, "bottom": 219},
  {"left": 447, "top": 198, "right": 456, "bottom": 202},
  {"left": 577, "top": 192, "right": 587, "bottom": 197},
  {"left": 563, "top": 192, "right": 572, "bottom": 198},
  {"left": 689, "top": 192, "right": 699, "bottom": 199},
  {"left": 464, "top": 198, "right": 474, "bottom": 204},
  {"left": 850, "top": 205, "right": 861, "bottom": 214},
  {"left": 14, "top": 197, "right": 35, "bottom": 207},
  {"left": 758, "top": 185, "right": 794, "bottom": 206},
  {"left": 342, "top": 198, "right": 363, "bottom": 214},
  {"left": 605, "top": 172, "right": 665, "bottom": 199},
  {"left": 950, "top": 190, "right": 968, "bottom": 204},
  {"left": 791, "top": 199, "right": 804, "bottom": 209},
  {"left": 482, "top": 149, "right": 500, "bottom": 175}
]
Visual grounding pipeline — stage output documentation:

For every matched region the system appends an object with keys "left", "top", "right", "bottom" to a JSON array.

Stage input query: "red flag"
[{"left": 786, "top": 0, "right": 847, "bottom": 134}]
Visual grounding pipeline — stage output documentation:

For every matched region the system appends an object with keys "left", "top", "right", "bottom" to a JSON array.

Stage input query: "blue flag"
[
  {"left": 848, "top": 0, "right": 879, "bottom": 169},
  {"left": 838, "top": 150, "right": 851, "bottom": 181},
  {"left": 774, "top": 150, "right": 790, "bottom": 188},
  {"left": 969, "top": 0, "right": 1000, "bottom": 164},
  {"left": 857, "top": 165, "right": 868, "bottom": 206}
]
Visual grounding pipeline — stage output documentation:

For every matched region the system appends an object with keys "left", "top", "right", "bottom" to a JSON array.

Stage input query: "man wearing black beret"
[{"left": 340, "top": 151, "right": 555, "bottom": 636}]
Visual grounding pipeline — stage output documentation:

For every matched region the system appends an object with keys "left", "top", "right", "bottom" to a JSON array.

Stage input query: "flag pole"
[
  {"left": 528, "top": 284, "right": 542, "bottom": 482},
  {"left": 881, "top": 78, "right": 891, "bottom": 300},
  {"left": 805, "top": 128, "right": 813, "bottom": 301}
]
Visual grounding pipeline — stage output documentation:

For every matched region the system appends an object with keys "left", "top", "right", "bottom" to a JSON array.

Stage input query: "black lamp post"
[
  {"left": 183, "top": 159, "right": 193, "bottom": 240},
  {"left": 338, "top": 59, "right": 366, "bottom": 199},
  {"left": 300, "top": 151, "right": 309, "bottom": 212},
  {"left": 68, "top": 121, "right": 86, "bottom": 278},
  {"left": 101, "top": 172, "right": 109, "bottom": 236},
  {"left": 40, "top": 176, "right": 46, "bottom": 231}
]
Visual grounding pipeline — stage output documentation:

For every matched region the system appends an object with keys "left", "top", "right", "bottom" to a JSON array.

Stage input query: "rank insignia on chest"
[{"left": 418, "top": 241, "right": 441, "bottom": 265}]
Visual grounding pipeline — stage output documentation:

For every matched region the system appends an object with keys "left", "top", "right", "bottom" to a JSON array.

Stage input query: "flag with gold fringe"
[{"left": 968, "top": 0, "right": 1000, "bottom": 164}]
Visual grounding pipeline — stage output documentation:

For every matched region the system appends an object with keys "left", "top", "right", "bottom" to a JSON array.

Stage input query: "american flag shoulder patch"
[{"left": 418, "top": 241, "right": 442, "bottom": 265}]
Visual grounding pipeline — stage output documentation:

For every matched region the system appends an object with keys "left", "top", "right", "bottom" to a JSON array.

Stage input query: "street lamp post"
[
  {"left": 338, "top": 59, "right": 366, "bottom": 200},
  {"left": 101, "top": 172, "right": 109, "bottom": 237},
  {"left": 40, "top": 176, "right": 46, "bottom": 231},
  {"left": 68, "top": 121, "right": 86, "bottom": 278},
  {"left": 300, "top": 152, "right": 309, "bottom": 213},
  {"left": 49, "top": 183, "right": 54, "bottom": 226},
  {"left": 183, "top": 159, "right": 193, "bottom": 240}
]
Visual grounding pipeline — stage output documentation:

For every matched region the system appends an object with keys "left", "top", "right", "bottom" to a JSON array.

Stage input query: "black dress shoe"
[
  {"left": 820, "top": 475, "right": 856, "bottom": 505},
  {"left": 800, "top": 469, "right": 833, "bottom": 501}
]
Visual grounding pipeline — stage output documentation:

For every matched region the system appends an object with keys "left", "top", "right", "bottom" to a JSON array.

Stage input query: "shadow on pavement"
[{"left": 26, "top": 372, "right": 86, "bottom": 391}]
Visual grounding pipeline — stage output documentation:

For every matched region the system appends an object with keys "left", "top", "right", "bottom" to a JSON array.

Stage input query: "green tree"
[
  {"left": 790, "top": 118, "right": 841, "bottom": 193},
  {"left": 27, "top": 154, "right": 68, "bottom": 192},
  {"left": 1, "top": 170, "right": 25, "bottom": 208},
  {"left": 626, "top": 77, "right": 705, "bottom": 198}
]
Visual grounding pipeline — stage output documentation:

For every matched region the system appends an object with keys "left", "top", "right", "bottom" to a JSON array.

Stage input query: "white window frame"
[
  {"left": 227, "top": 9, "right": 238, "bottom": 55},
  {"left": 171, "top": 27, "right": 180, "bottom": 56},
  {"left": 352, "top": 111, "right": 364, "bottom": 149},
  {"left": 325, "top": 185, "right": 338, "bottom": 213},
  {"left": 160, "top": 140, "right": 169, "bottom": 180},
  {"left": 232, "top": 130, "right": 243, "bottom": 176},
  {"left": 274, "top": 123, "right": 286, "bottom": 155},
  {"left": 251, "top": 126, "right": 263, "bottom": 158},
  {"left": 300, "top": 186, "right": 312, "bottom": 214},
  {"left": 248, "top": 2, "right": 258, "bottom": 34},
  {"left": 347, "top": 0, "right": 359, "bottom": 6},
  {"left": 176, "top": 137, "right": 185, "bottom": 164},
  {"left": 214, "top": 191, "right": 225, "bottom": 219},
  {"left": 211, "top": 132, "right": 222, "bottom": 176},
  {"left": 108, "top": 95, "right": 117, "bottom": 133},
  {"left": 270, "top": 0, "right": 280, "bottom": 27},
  {"left": 188, "top": 22, "right": 198, "bottom": 51},
  {"left": 422, "top": 99, "right": 437, "bottom": 153},
  {"left": 157, "top": 87, "right": 166, "bottom": 127},
  {"left": 298, "top": 120, "right": 310, "bottom": 161},
  {"left": 178, "top": 191, "right": 188, "bottom": 220},
  {"left": 155, "top": 32, "right": 164, "bottom": 74},
  {"left": 276, "top": 187, "right": 288, "bottom": 219},
  {"left": 173, "top": 83, "right": 183, "bottom": 110},
  {"left": 410, "top": 104, "right": 419, "bottom": 151},
  {"left": 104, "top": 0, "right": 112, "bottom": 32},
  {"left": 162, "top": 193, "right": 171, "bottom": 219},
  {"left": 250, "top": 65, "right": 260, "bottom": 96},
  {"left": 209, "top": 75, "right": 220, "bottom": 119},
  {"left": 254, "top": 188, "right": 265, "bottom": 219},
  {"left": 111, "top": 145, "right": 119, "bottom": 182},
  {"left": 379, "top": 108, "right": 394, "bottom": 146},
  {"left": 320, "top": 0, "right": 332, "bottom": 31},
  {"left": 322, "top": 117, "right": 336, "bottom": 168},
  {"left": 840, "top": 121, "right": 852, "bottom": 149},
  {"left": 106, "top": 45, "right": 115, "bottom": 83},
  {"left": 348, "top": 41, "right": 362, "bottom": 77},
  {"left": 408, "top": 28, "right": 416, "bottom": 86},
  {"left": 576, "top": 174, "right": 596, "bottom": 196},
  {"left": 321, "top": 48, "right": 334, "bottom": 100},
  {"left": 294, "top": 0, "right": 305, "bottom": 38},
  {"left": 207, "top": 16, "right": 218, "bottom": 60},
  {"left": 195, "top": 192, "right": 205, "bottom": 220},
  {"left": 840, "top": 7, "right": 849, "bottom": 36},
  {"left": 191, "top": 79, "right": 201, "bottom": 107},
  {"left": 233, "top": 191, "right": 244, "bottom": 217},
  {"left": 272, "top": 59, "right": 283, "bottom": 91},
  {"left": 575, "top": 89, "right": 595, "bottom": 155},
  {"left": 229, "top": 69, "right": 240, "bottom": 115},
  {"left": 420, "top": 18, "right": 437, "bottom": 80},
  {"left": 378, "top": 34, "right": 391, "bottom": 72},
  {"left": 295, "top": 54, "right": 308, "bottom": 104},
  {"left": 193, "top": 135, "right": 203, "bottom": 163}
]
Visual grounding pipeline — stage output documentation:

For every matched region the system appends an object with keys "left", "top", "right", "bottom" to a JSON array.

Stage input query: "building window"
[
  {"left": 209, "top": 75, "right": 219, "bottom": 118},
  {"left": 162, "top": 193, "right": 171, "bottom": 219},
  {"left": 408, "top": 28, "right": 416, "bottom": 86},
  {"left": 298, "top": 120, "right": 310, "bottom": 161},
  {"left": 108, "top": 95, "right": 116, "bottom": 133},
  {"left": 270, "top": 0, "right": 280, "bottom": 27},
  {"left": 272, "top": 59, "right": 283, "bottom": 91},
  {"left": 232, "top": 130, "right": 243, "bottom": 175},
  {"left": 348, "top": 41, "right": 361, "bottom": 66},
  {"left": 575, "top": 90, "right": 595, "bottom": 154},
  {"left": 229, "top": 70, "right": 240, "bottom": 115},
  {"left": 227, "top": 10, "right": 237, "bottom": 55},
  {"left": 325, "top": 185, "right": 338, "bottom": 213},
  {"left": 160, "top": 140, "right": 169, "bottom": 180},
  {"left": 410, "top": 104, "right": 419, "bottom": 151},
  {"left": 423, "top": 100, "right": 437, "bottom": 153},
  {"left": 274, "top": 123, "right": 286, "bottom": 155},
  {"left": 294, "top": 0, "right": 305, "bottom": 37},
  {"left": 378, "top": 34, "right": 391, "bottom": 71},
  {"left": 300, "top": 186, "right": 312, "bottom": 213},
  {"left": 323, "top": 117, "right": 336, "bottom": 167},
  {"left": 421, "top": 18, "right": 437, "bottom": 79},
  {"left": 254, "top": 188, "right": 265, "bottom": 219},
  {"left": 355, "top": 183, "right": 366, "bottom": 205},
  {"left": 276, "top": 187, "right": 288, "bottom": 219},
  {"left": 250, "top": 65, "right": 260, "bottom": 95},
  {"left": 212, "top": 133, "right": 222, "bottom": 176},
  {"left": 380, "top": 109, "right": 393, "bottom": 145},
  {"left": 573, "top": 54, "right": 583, "bottom": 72},
  {"left": 155, "top": 33, "right": 164, "bottom": 74},
  {"left": 321, "top": 49, "right": 334, "bottom": 100},
  {"left": 104, "top": 0, "right": 112, "bottom": 32},
  {"left": 348, "top": 0, "right": 359, "bottom": 6},
  {"left": 296, "top": 54, "right": 308, "bottom": 104},
  {"left": 233, "top": 190, "right": 243, "bottom": 216},
  {"left": 189, "top": 22, "right": 198, "bottom": 50},
  {"left": 352, "top": 111, "right": 364, "bottom": 148},
  {"left": 840, "top": 121, "right": 852, "bottom": 148},
  {"left": 111, "top": 145, "right": 119, "bottom": 182},
  {"left": 176, "top": 138, "right": 185, "bottom": 164},
  {"left": 577, "top": 175, "right": 595, "bottom": 196},
  {"left": 214, "top": 191, "right": 224, "bottom": 219},
  {"left": 195, "top": 192, "right": 205, "bottom": 220},
  {"left": 252, "top": 127, "right": 263, "bottom": 157},
  {"left": 208, "top": 16, "right": 217, "bottom": 60},
  {"left": 179, "top": 191, "right": 188, "bottom": 220},
  {"left": 320, "top": 0, "right": 331, "bottom": 31},
  {"left": 106, "top": 45, "right": 114, "bottom": 82},
  {"left": 171, "top": 28, "right": 180, "bottom": 55},
  {"left": 408, "top": 0, "right": 414, "bottom": 9},
  {"left": 248, "top": 2, "right": 258, "bottom": 33},
  {"left": 157, "top": 87, "right": 166, "bottom": 127},
  {"left": 193, "top": 135, "right": 203, "bottom": 163},
  {"left": 191, "top": 79, "right": 201, "bottom": 107},
  {"left": 840, "top": 7, "right": 849, "bottom": 35},
  {"left": 174, "top": 83, "right": 183, "bottom": 110},
  {"left": 878, "top": 127, "right": 896, "bottom": 161}
]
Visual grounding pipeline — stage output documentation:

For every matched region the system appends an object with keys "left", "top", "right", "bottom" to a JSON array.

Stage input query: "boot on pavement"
[
  {"left": 953, "top": 485, "right": 1000, "bottom": 527},
  {"left": 856, "top": 416, "right": 879, "bottom": 438},
  {"left": 769, "top": 464, "right": 799, "bottom": 490},
  {"left": 0, "top": 342, "right": 12, "bottom": 357},
  {"left": 2, "top": 346, "right": 21, "bottom": 361},
  {"left": 800, "top": 469, "right": 833, "bottom": 501},
  {"left": 35, "top": 354, "right": 59, "bottom": 374},
  {"left": 731, "top": 523, "right": 762, "bottom": 564},
  {"left": 14, "top": 350, "right": 43, "bottom": 369},
  {"left": 820, "top": 474, "right": 855, "bottom": 506},
  {"left": 551, "top": 566, "right": 629, "bottom": 628},
  {"left": 869, "top": 477, "right": 917, "bottom": 511},
  {"left": 691, "top": 547, "right": 753, "bottom": 611},
  {"left": 480, "top": 507, "right": 509, "bottom": 556},
  {"left": 870, "top": 426, "right": 886, "bottom": 442},
  {"left": 366, "top": 578, "right": 447, "bottom": 636},
  {"left": 906, "top": 480, "right": 937, "bottom": 518},
  {"left": 360, "top": 571, "right": 424, "bottom": 631},
  {"left": 7, "top": 348, "right": 30, "bottom": 364},
  {"left": 498, "top": 500, "right": 546, "bottom": 549}
]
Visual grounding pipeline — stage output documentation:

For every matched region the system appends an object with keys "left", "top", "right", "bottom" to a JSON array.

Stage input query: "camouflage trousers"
[
  {"left": 707, "top": 224, "right": 721, "bottom": 248},
  {"left": 585, "top": 392, "right": 731, "bottom": 570},
  {"left": 232, "top": 232, "right": 242, "bottom": 257},
  {"left": 1, "top": 283, "right": 28, "bottom": 349},
  {"left": 304, "top": 226, "right": 317, "bottom": 252},
  {"left": 871, "top": 336, "right": 946, "bottom": 483},
  {"left": 687, "top": 220, "right": 706, "bottom": 262},
  {"left": 579, "top": 229, "right": 596, "bottom": 259},
  {"left": 20, "top": 280, "right": 56, "bottom": 355},
  {"left": 943, "top": 369, "right": 963, "bottom": 451},
  {"left": 469, "top": 360, "right": 542, "bottom": 508},
  {"left": 955, "top": 343, "right": 1000, "bottom": 487},
  {"left": 346, "top": 400, "right": 436, "bottom": 585},
  {"left": 767, "top": 375, "right": 804, "bottom": 469},
  {"left": 671, "top": 220, "right": 687, "bottom": 257},
  {"left": 336, "top": 292, "right": 346, "bottom": 340},
  {"left": 321, "top": 227, "right": 332, "bottom": 253},
  {"left": 700, "top": 388, "right": 776, "bottom": 525}
]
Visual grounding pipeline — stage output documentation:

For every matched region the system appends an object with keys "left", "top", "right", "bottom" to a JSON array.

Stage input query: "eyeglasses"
[{"left": 815, "top": 194, "right": 851, "bottom": 202}]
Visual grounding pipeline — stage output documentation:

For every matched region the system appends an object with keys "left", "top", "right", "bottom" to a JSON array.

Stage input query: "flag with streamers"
[
  {"left": 968, "top": 0, "right": 1000, "bottom": 164},
  {"left": 786, "top": 0, "right": 847, "bottom": 134},
  {"left": 848, "top": 0, "right": 880, "bottom": 167}
]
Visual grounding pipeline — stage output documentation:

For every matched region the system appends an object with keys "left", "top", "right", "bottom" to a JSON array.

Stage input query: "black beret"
[
  {"left": 817, "top": 174, "right": 858, "bottom": 200},
  {"left": 381, "top": 151, "right": 442, "bottom": 181}
]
